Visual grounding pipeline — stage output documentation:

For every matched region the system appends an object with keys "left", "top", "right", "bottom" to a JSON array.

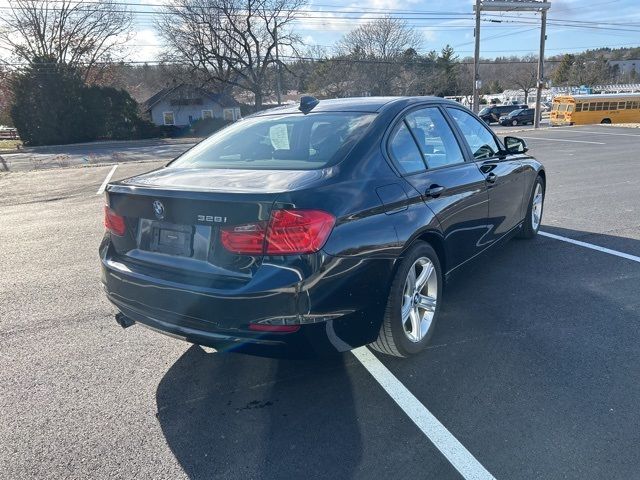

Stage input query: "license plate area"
[{"left": 140, "top": 220, "right": 194, "bottom": 257}]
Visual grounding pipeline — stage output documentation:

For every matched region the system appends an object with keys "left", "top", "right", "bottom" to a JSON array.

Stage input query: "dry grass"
[{"left": 0, "top": 139, "right": 22, "bottom": 150}]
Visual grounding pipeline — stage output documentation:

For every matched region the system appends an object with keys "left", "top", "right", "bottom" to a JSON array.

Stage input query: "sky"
[
  {"left": 1, "top": 0, "right": 640, "bottom": 63},
  {"left": 126, "top": 0, "right": 640, "bottom": 62}
]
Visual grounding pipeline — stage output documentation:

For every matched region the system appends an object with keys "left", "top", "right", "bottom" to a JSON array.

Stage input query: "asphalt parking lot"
[{"left": 1, "top": 125, "right": 639, "bottom": 479}]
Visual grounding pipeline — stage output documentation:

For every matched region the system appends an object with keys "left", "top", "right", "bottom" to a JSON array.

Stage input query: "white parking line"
[
  {"left": 518, "top": 136, "right": 605, "bottom": 145},
  {"left": 539, "top": 231, "right": 640, "bottom": 263},
  {"left": 352, "top": 347, "right": 496, "bottom": 480},
  {"left": 97, "top": 165, "right": 118, "bottom": 195}
]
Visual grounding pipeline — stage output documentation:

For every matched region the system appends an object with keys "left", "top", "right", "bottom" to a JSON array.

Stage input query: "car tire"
[
  {"left": 512, "top": 119, "right": 518, "bottom": 126},
  {"left": 518, "top": 175, "right": 545, "bottom": 239},
  {"left": 370, "top": 242, "right": 442, "bottom": 358}
]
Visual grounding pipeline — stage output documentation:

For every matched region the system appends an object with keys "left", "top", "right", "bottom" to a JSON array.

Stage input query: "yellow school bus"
[{"left": 550, "top": 93, "right": 640, "bottom": 126}]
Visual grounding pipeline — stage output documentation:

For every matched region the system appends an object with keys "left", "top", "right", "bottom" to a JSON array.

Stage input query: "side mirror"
[{"left": 504, "top": 136, "right": 528, "bottom": 154}]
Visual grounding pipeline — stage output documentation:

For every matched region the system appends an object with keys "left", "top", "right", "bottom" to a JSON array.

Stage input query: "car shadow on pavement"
[{"left": 156, "top": 346, "right": 362, "bottom": 480}]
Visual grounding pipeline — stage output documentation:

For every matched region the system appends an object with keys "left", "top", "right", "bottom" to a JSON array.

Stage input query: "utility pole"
[
  {"left": 534, "top": 0, "right": 548, "bottom": 128},
  {"left": 472, "top": 1, "right": 551, "bottom": 115},
  {"left": 274, "top": 19, "right": 282, "bottom": 106},
  {"left": 473, "top": 0, "right": 481, "bottom": 113}
]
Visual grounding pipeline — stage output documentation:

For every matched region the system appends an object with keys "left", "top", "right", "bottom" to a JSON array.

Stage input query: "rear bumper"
[{"left": 100, "top": 245, "right": 395, "bottom": 355}]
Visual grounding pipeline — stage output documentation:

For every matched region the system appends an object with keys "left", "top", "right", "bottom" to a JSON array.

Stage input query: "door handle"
[
  {"left": 425, "top": 184, "right": 445, "bottom": 198},
  {"left": 486, "top": 172, "right": 498, "bottom": 184}
]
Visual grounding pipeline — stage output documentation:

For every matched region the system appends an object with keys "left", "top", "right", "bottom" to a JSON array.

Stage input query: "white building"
[{"left": 142, "top": 84, "right": 242, "bottom": 127}]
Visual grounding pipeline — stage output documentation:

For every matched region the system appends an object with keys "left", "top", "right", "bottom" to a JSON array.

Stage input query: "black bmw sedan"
[
  {"left": 100, "top": 96, "right": 545, "bottom": 358},
  {"left": 499, "top": 108, "right": 536, "bottom": 126}
]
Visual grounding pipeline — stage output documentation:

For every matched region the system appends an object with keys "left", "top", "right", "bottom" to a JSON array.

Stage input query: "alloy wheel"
[
  {"left": 531, "top": 182, "right": 543, "bottom": 230},
  {"left": 401, "top": 257, "right": 437, "bottom": 343}
]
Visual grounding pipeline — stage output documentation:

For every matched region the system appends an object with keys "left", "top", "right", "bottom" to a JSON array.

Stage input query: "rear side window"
[
  {"left": 447, "top": 108, "right": 501, "bottom": 160},
  {"left": 169, "top": 112, "right": 376, "bottom": 170},
  {"left": 405, "top": 107, "right": 465, "bottom": 169},
  {"left": 388, "top": 122, "right": 425, "bottom": 174}
]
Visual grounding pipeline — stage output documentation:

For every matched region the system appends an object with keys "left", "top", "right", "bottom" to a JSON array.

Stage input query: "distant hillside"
[{"left": 549, "top": 46, "right": 640, "bottom": 62}]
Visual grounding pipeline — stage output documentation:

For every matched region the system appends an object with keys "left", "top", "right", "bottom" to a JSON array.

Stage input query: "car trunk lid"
[{"left": 104, "top": 167, "right": 335, "bottom": 286}]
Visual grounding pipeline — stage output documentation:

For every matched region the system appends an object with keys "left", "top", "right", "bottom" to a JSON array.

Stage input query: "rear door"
[
  {"left": 387, "top": 105, "right": 489, "bottom": 269},
  {"left": 445, "top": 107, "right": 526, "bottom": 243}
]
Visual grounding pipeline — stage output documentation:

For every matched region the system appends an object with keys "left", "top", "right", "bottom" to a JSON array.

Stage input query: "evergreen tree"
[
  {"left": 552, "top": 54, "right": 575, "bottom": 86},
  {"left": 11, "top": 57, "right": 154, "bottom": 146},
  {"left": 11, "top": 57, "right": 88, "bottom": 146}
]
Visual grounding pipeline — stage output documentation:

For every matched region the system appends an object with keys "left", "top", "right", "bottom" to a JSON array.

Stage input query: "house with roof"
[{"left": 142, "top": 84, "right": 242, "bottom": 127}]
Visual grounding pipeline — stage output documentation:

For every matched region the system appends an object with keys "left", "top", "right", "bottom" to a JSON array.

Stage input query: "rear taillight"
[
  {"left": 265, "top": 209, "right": 335, "bottom": 254},
  {"left": 104, "top": 206, "right": 126, "bottom": 236},
  {"left": 220, "top": 209, "right": 335, "bottom": 255},
  {"left": 220, "top": 221, "right": 266, "bottom": 255}
]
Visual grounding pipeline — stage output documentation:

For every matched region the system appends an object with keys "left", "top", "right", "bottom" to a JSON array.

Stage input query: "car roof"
[{"left": 251, "top": 96, "right": 461, "bottom": 116}]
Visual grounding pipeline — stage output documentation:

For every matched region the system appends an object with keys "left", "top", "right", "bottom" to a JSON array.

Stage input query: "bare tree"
[
  {"left": 337, "top": 16, "right": 422, "bottom": 96},
  {"left": 0, "top": 0, "right": 132, "bottom": 79},
  {"left": 508, "top": 56, "right": 538, "bottom": 104},
  {"left": 158, "top": 0, "right": 306, "bottom": 109}
]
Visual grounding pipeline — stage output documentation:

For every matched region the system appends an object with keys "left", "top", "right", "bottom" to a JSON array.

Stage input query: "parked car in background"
[
  {"left": 479, "top": 104, "right": 527, "bottom": 124},
  {"left": 499, "top": 108, "right": 536, "bottom": 126},
  {"left": 101, "top": 96, "right": 546, "bottom": 358},
  {"left": 540, "top": 101, "right": 552, "bottom": 112}
]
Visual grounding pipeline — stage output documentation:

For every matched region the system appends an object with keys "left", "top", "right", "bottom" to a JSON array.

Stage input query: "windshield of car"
[
  {"left": 168, "top": 112, "right": 376, "bottom": 170},
  {"left": 479, "top": 107, "right": 491, "bottom": 115},
  {"left": 507, "top": 109, "right": 524, "bottom": 117}
]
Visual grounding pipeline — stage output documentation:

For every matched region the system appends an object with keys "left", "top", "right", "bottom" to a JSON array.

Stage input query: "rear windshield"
[{"left": 168, "top": 112, "right": 376, "bottom": 170}]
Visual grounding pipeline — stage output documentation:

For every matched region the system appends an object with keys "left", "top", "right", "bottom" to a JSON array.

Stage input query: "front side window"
[
  {"left": 163, "top": 112, "right": 175, "bottom": 126},
  {"left": 388, "top": 122, "right": 425, "bottom": 174},
  {"left": 447, "top": 108, "right": 501, "bottom": 160},
  {"left": 169, "top": 112, "right": 376, "bottom": 170},
  {"left": 404, "top": 107, "right": 465, "bottom": 169}
]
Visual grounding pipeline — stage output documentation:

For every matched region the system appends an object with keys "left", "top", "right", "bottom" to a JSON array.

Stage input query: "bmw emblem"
[{"left": 152, "top": 200, "right": 165, "bottom": 220}]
